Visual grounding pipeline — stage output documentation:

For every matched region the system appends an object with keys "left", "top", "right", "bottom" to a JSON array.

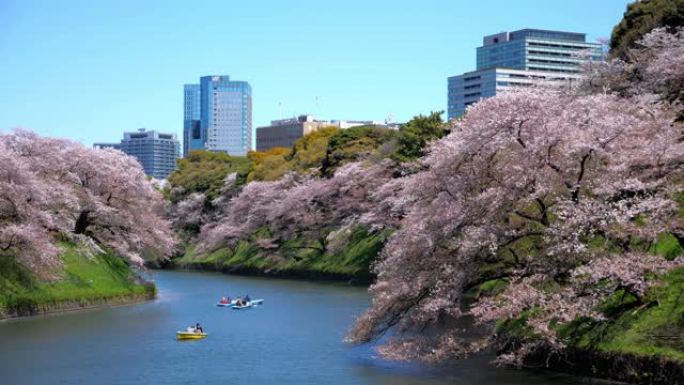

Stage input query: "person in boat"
[
  {"left": 244, "top": 295, "right": 251, "bottom": 302},
  {"left": 235, "top": 298, "right": 244, "bottom": 306},
  {"left": 219, "top": 296, "right": 229, "bottom": 304},
  {"left": 195, "top": 323, "right": 203, "bottom": 334}
]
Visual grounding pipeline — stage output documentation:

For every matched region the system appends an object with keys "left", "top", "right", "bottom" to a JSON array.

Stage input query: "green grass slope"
[
  {"left": 545, "top": 231, "right": 684, "bottom": 365},
  {"left": 594, "top": 268, "right": 684, "bottom": 361},
  {"left": 177, "top": 226, "right": 391, "bottom": 283},
  {"left": 0, "top": 244, "right": 155, "bottom": 317}
]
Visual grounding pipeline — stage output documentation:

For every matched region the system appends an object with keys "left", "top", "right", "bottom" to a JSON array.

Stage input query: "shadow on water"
[{"left": 0, "top": 270, "right": 605, "bottom": 385}]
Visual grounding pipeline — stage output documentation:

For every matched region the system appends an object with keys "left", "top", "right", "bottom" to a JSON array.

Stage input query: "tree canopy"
[
  {"left": 246, "top": 147, "right": 291, "bottom": 182},
  {"left": 610, "top": 0, "right": 684, "bottom": 59},
  {"left": 0, "top": 130, "right": 174, "bottom": 275},
  {"left": 287, "top": 126, "right": 339, "bottom": 174},
  {"left": 392, "top": 111, "right": 448, "bottom": 162},
  {"left": 322, "top": 125, "right": 397, "bottom": 176},
  {"left": 168, "top": 150, "right": 250, "bottom": 200}
]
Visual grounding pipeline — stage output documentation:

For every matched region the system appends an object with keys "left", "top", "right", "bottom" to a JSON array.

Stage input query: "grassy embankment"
[
  {"left": 477, "top": 231, "right": 684, "bottom": 383},
  {"left": 568, "top": 192, "right": 684, "bottom": 363},
  {"left": 567, "top": 233, "right": 684, "bottom": 360},
  {"left": 477, "top": 189, "right": 684, "bottom": 366},
  {"left": 175, "top": 226, "right": 391, "bottom": 283},
  {"left": 484, "top": 235, "right": 684, "bottom": 383},
  {"left": 0, "top": 243, "right": 155, "bottom": 318}
]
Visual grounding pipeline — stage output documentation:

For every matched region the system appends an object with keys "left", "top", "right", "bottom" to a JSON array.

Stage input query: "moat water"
[{"left": 0, "top": 270, "right": 600, "bottom": 384}]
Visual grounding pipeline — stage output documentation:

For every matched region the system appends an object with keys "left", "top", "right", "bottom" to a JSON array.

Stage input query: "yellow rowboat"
[{"left": 176, "top": 331, "right": 208, "bottom": 340}]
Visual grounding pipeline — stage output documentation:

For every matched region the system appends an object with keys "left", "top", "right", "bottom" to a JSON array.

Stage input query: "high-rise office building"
[
  {"left": 447, "top": 29, "right": 602, "bottom": 120},
  {"left": 183, "top": 84, "right": 200, "bottom": 157},
  {"left": 95, "top": 129, "right": 180, "bottom": 179},
  {"left": 183, "top": 75, "right": 252, "bottom": 156}
]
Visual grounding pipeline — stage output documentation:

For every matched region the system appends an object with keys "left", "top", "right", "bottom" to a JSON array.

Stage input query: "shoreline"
[
  {"left": 523, "top": 346, "right": 684, "bottom": 385},
  {"left": 162, "top": 260, "right": 373, "bottom": 286},
  {"left": 0, "top": 291, "right": 156, "bottom": 321}
]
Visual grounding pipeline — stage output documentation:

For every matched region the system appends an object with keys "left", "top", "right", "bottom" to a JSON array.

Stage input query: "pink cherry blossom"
[
  {"left": 0, "top": 130, "right": 175, "bottom": 275},
  {"left": 348, "top": 28, "right": 684, "bottom": 364}
]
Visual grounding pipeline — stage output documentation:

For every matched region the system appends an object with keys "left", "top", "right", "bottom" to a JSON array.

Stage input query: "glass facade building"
[
  {"left": 448, "top": 28, "right": 602, "bottom": 120},
  {"left": 448, "top": 68, "right": 583, "bottom": 119},
  {"left": 183, "top": 75, "right": 253, "bottom": 157},
  {"left": 183, "top": 84, "right": 201, "bottom": 157}
]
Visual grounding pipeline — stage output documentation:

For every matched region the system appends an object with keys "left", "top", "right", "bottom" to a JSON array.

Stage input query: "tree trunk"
[{"left": 74, "top": 210, "right": 90, "bottom": 234}]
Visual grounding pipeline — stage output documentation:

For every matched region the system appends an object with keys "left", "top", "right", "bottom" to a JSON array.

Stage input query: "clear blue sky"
[{"left": 0, "top": 0, "right": 632, "bottom": 146}]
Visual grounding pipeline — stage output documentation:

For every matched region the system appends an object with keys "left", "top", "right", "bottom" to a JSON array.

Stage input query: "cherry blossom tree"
[
  {"left": 347, "top": 59, "right": 683, "bottom": 363},
  {"left": 168, "top": 192, "right": 208, "bottom": 235},
  {"left": 0, "top": 138, "right": 62, "bottom": 273},
  {"left": 197, "top": 160, "right": 396, "bottom": 257},
  {"left": 0, "top": 130, "right": 175, "bottom": 275},
  {"left": 582, "top": 27, "right": 684, "bottom": 110}
]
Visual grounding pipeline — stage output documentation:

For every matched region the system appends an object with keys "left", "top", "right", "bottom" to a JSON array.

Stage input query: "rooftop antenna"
[{"left": 314, "top": 96, "right": 319, "bottom": 118}]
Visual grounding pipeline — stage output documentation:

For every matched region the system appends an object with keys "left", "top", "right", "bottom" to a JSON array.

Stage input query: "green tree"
[
  {"left": 392, "top": 111, "right": 448, "bottom": 162},
  {"left": 288, "top": 126, "right": 339, "bottom": 174},
  {"left": 246, "top": 147, "right": 290, "bottom": 182},
  {"left": 610, "top": 0, "right": 684, "bottom": 59},
  {"left": 168, "top": 151, "right": 250, "bottom": 200},
  {"left": 322, "top": 125, "right": 396, "bottom": 176}
]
